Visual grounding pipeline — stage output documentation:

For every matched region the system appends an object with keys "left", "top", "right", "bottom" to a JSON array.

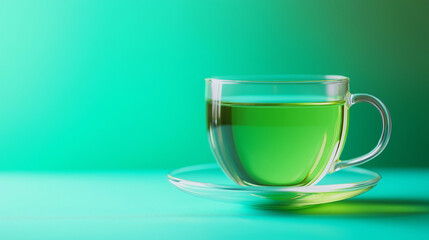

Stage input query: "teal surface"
[
  {"left": 0, "top": 169, "right": 428, "bottom": 239},
  {"left": 0, "top": 0, "right": 428, "bottom": 170}
]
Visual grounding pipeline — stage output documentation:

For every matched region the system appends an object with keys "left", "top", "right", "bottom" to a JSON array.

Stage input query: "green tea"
[{"left": 207, "top": 100, "right": 348, "bottom": 186}]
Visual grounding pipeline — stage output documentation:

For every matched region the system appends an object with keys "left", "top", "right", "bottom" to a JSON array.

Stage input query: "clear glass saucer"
[{"left": 167, "top": 163, "right": 381, "bottom": 209}]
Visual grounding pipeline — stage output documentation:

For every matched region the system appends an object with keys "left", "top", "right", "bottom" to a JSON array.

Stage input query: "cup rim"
[{"left": 206, "top": 74, "right": 349, "bottom": 84}]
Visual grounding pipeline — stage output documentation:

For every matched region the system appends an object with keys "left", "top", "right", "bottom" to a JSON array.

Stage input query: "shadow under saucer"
[{"left": 259, "top": 198, "right": 429, "bottom": 217}]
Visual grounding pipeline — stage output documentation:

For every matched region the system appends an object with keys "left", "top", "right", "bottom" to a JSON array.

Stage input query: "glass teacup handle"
[{"left": 334, "top": 93, "right": 392, "bottom": 172}]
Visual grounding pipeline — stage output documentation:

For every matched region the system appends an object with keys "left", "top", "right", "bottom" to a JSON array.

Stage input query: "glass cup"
[{"left": 205, "top": 75, "right": 391, "bottom": 186}]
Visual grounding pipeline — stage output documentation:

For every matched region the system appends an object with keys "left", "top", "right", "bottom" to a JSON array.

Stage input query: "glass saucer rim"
[{"left": 167, "top": 163, "right": 381, "bottom": 193}]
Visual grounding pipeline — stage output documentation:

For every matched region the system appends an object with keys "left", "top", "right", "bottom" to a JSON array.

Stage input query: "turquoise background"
[{"left": 0, "top": 0, "right": 428, "bottom": 170}]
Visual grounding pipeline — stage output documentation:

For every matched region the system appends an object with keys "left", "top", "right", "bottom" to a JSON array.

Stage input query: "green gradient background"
[{"left": 0, "top": 0, "right": 427, "bottom": 170}]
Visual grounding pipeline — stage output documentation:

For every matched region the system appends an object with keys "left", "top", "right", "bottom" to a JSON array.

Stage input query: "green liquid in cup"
[{"left": 207, "top": 100, "right": 348, "bottom": 186}]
